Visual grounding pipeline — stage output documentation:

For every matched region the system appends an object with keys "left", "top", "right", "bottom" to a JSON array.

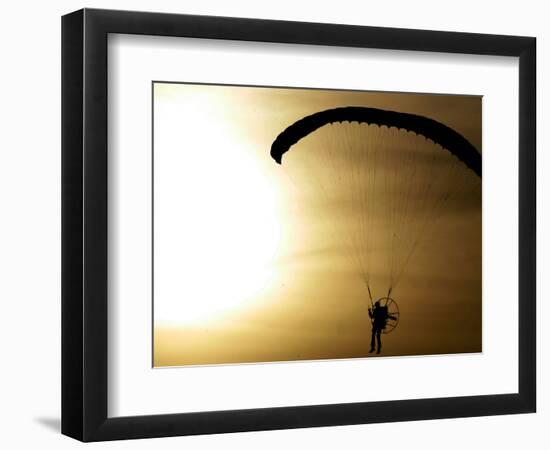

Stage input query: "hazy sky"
[{"left": 153, "top": 82, "right": 481, "bottom": 367}]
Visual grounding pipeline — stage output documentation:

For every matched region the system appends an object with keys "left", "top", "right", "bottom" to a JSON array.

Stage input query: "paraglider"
[
  {"left": 270, "top": 106, "right": 481, "bottom": 353},
  {"left": 368, "top": 298, "right": 399, "bottom": 353}
]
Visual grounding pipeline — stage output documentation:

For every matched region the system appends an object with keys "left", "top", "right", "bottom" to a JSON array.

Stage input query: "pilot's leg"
[
  {"left": 376, "top": 329, "right": 382, "bottom": 354},
  {"left": 370, "top": 328, "right": 376, "bottom": 353}
]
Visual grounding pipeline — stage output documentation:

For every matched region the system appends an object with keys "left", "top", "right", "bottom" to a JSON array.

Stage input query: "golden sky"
[{"left": 153, "top": 82, "right": 481, "bottom": 367}]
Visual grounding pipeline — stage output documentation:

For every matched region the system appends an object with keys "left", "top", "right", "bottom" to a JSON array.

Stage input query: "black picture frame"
[{"left": 61, "top": 8, "right": 536, "bottom": 442}]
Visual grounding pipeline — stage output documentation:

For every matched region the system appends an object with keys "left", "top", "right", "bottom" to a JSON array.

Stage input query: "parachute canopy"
[{"left": 271, "top": 106, "right": 481, "bottom": 177}]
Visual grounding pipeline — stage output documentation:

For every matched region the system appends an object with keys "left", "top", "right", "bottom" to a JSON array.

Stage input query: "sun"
[{"left": 153, "top": 85, "right": 282, "bottom": 326}]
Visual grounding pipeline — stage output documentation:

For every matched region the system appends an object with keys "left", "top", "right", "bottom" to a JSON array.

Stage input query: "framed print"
[{"left": 61, "top": 8, "right": 536, "bottom": 441}]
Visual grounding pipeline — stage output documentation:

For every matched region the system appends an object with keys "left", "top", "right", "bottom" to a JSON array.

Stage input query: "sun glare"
[{"left": 154, "top": 86, "right": 282, "bottom": 325}]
